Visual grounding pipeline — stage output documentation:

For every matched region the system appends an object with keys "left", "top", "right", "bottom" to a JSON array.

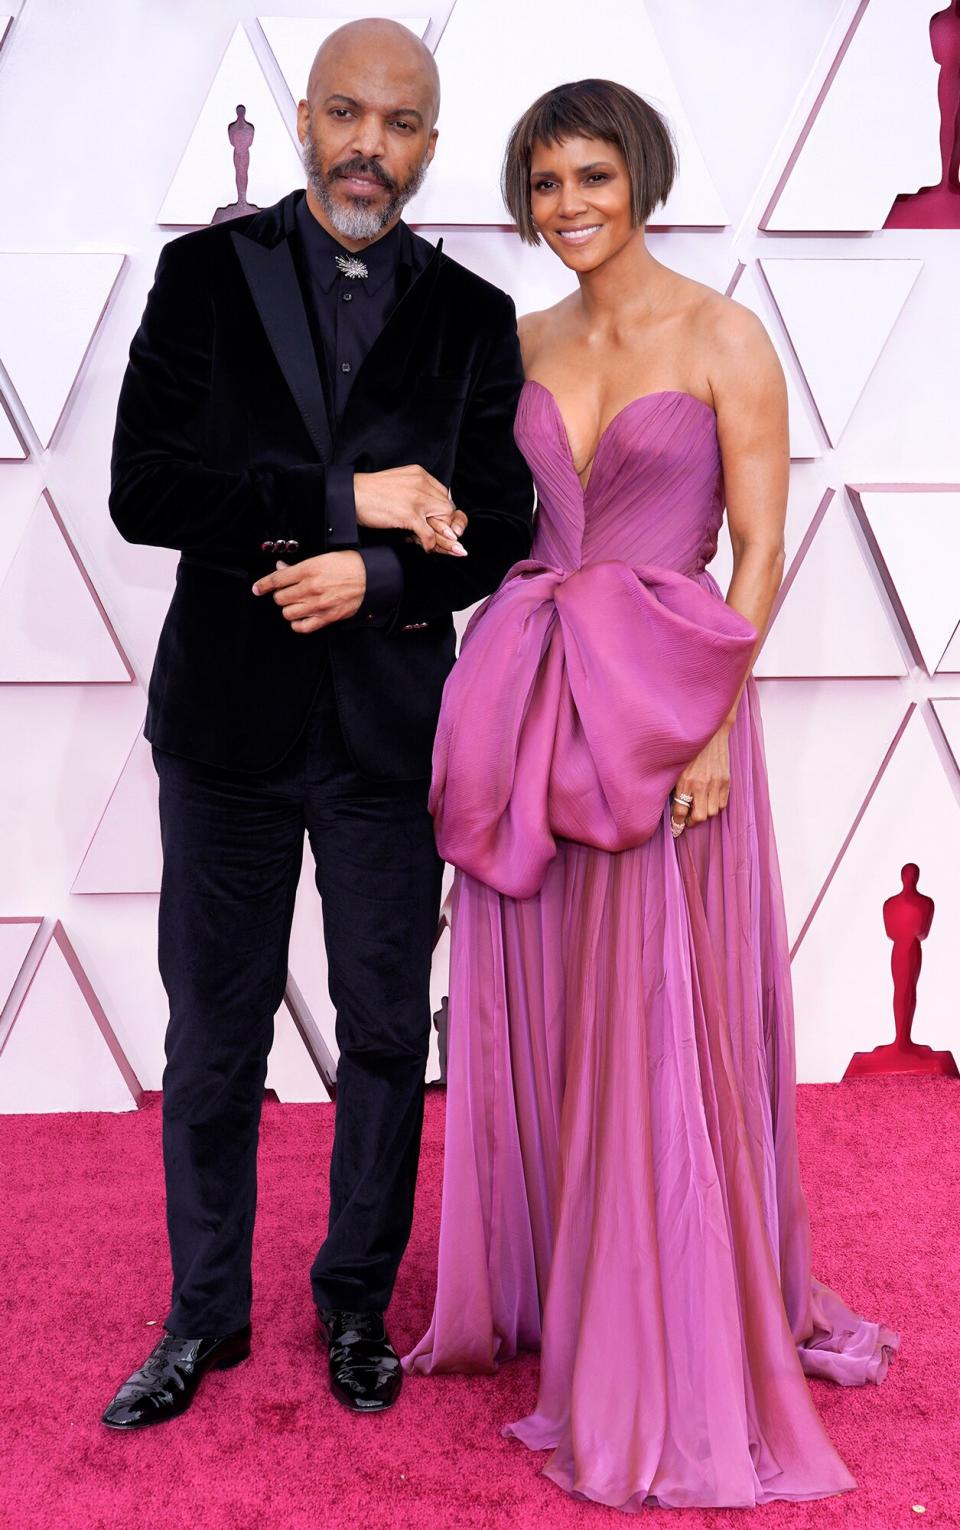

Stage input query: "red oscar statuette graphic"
[{"left": 844, "top": 862, "right": 958, "bottom": 1078}]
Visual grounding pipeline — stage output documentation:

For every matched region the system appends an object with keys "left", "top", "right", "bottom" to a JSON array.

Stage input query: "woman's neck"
[{"left": 576, "top": 230, "right": 672, "bottom": 333}]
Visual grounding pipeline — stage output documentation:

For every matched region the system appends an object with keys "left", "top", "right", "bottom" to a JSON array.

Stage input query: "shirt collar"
[{"left": 295, "top": 192, "right": 402, "bottom": 296}]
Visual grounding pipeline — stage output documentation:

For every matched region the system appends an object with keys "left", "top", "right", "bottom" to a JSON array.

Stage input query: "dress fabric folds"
[{"left": 403, "top": 381, "right": 899, "bottom": 1511}]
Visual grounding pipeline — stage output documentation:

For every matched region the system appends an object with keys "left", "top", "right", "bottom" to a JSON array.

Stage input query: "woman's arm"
[
  {"left": 672, "top": 300, "right": 788, "bottom": 829},
  {"left": 712, "top": 298, "right": 789, "bottom": 725}
]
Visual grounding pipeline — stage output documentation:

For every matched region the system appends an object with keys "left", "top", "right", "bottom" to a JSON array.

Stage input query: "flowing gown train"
[{"left": 403, "top": 380, "right": 898, "bottom": 1511}]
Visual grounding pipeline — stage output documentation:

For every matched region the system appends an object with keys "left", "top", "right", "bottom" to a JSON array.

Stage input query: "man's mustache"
[{"left": 330, "top": 157, "right": 397, "bottom": 193}]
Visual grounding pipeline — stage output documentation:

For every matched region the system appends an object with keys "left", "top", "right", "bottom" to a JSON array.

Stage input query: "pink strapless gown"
[{"left": 403, "top": 381, "right": 898, "bottom": 1511}]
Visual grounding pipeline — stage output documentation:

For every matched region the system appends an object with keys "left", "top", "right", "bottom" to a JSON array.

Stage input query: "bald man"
[{"left": 102, "top": 19, "right": 533, "bottom": 1427}]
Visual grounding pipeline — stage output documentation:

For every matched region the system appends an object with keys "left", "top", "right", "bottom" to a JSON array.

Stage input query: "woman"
[{"left": 405, "top": 80, "right": 898, "bottom": 1511}]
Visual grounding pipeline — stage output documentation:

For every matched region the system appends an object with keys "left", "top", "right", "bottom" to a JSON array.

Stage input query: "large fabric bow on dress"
[{"left": 430, "top": 559, "right": 757, "bottom": 899}]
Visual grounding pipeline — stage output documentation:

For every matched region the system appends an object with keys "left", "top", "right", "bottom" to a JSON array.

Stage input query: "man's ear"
[{"left": 296, "top": 99, "right": 310, "bottom": 147}]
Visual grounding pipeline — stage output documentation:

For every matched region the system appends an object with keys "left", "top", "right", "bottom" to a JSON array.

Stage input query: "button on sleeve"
[{"left": 324, "top": 465, "right": 359, "bottom": 547}]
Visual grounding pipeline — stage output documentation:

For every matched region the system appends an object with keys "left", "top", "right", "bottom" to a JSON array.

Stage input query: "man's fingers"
[
  {"left": 281, "top": 601, "right": 312, "bottom": 621},
  {"left": 272, "top": 583, "right": 312, "bottom": 607},
  {"left": 252, "top": 562, "right": 305, "bottom": 596},
  {"left": 410, "top": 518, "right": 438, "bottom": 553}
]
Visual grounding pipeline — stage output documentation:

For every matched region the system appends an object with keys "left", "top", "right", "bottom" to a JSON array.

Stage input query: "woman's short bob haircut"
[{"left": 502, "top": 78, "right": 677, "bottom": 246}]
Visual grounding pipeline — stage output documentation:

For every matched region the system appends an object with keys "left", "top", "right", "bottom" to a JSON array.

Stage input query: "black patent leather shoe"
[
  {"left": 100, "top": 1324, "right": 251, "bottom": 1429},
  {"left": 318, "top": 1309, "right": 402, "bottom": 1413}
]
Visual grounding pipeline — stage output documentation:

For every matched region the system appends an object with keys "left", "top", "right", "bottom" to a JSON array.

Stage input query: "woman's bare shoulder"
[
  {"left": 693, "top": 287, "right": 774, "bottom": 367},
  {"left": 691, "top": 288, "right": 785, "bottom": 415},
  {"left": 518, "top": 294, "right": 578, "bottom": 368}
]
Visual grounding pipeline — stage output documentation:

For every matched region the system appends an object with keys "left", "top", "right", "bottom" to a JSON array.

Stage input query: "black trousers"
[{"left": 153, "top": 669, "right": 443, "bottom": 1336}]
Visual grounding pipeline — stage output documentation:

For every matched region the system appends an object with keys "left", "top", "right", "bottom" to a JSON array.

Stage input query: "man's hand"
[
  {"left": 354, "top": 466, "right": 467, "bottom": 556},
  {"left": 252, "top": 551, "right": 366, "bottom": 634}
]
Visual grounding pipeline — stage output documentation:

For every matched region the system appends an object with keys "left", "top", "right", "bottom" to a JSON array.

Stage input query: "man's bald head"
[
  {"left": 296, "top": 17, "right": 440, "bottom": 247},
  {"left": 306, "top": 18, "right": 440, "bottom": 129}
]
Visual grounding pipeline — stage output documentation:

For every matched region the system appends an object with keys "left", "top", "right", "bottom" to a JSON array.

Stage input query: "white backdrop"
[{"left": 0, "top": 0, "right": 958, "bottom": 1109}]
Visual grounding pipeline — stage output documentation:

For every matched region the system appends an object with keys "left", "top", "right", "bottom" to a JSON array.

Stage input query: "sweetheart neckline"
[{"left": 521, "top": 378, "right": 717, "bottom": 494}]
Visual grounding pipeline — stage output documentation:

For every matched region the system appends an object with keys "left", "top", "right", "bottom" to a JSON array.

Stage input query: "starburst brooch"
[{"left": 334, "top": 253, "right": 369, "bottom": 280}]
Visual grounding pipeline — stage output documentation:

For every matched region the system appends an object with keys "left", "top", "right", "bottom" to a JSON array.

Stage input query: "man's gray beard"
[{"left": 302, "top": 137, "right": 429, "bottom": 240}]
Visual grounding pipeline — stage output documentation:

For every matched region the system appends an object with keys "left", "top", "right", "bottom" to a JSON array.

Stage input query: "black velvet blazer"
[{"left": 110, "top": 189, "right": 534, "bottom": 778}]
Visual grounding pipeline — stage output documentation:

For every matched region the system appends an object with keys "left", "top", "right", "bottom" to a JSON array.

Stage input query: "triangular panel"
[
  {"left": 759, "top": 259, "right": 921, "bottom": 446},
  {"left": 853, "top": 488, "right": 960, "bottom": 675},
  {"left": 0, "top": 917, "right": 42, "bottom": 1015},
  {"left": 0, "top": 253, "right": 124, "bottom": 447},
  {"left": 932, "top": 699, "right": 960, "bottom": 774},
  {"left": 266, "top": 996, "right": 333, "bottom": 1104},
  {"left": 727, "top": 264, "right": 823, "bottom": 459},
  {"left": 0, "top": 923, "right": 142, "bottom": 1112},
  {"left": 259, "top": 15, "right": 430, "bottom": 105},
  {"left": 763, "top": 0, "right": 942, "bottom": 232},
  {"left": 0, "top": 492, "right": 133, "bottom": 683},
  {"left": 73, "top": 730, "right": 162, "bottom": 893},
  {"left": 0, "top": 395, "right": 26, "bottom": 460},
  {"left": 756, "top": 493, "right": 906, "bottom": 678},
  {"left": 407, "top": 0, "right": 726, "bottom": 226},
  {"left": 791, "top": 709, "right": 960, "bottom": 1081},
  {"left": 158, "top": 24, "right": 305, "bottom": 226},
  {"left": 757, "top": 680, "right": 909, "bottom": 947},
  {"left": 937, "top": 622, "right": 960, "bottom": 674}
]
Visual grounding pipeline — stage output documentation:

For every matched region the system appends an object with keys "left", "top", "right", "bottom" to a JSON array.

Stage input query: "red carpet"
[{"left": 0, "top": 1077, "right": 957, "bottom": 1529}]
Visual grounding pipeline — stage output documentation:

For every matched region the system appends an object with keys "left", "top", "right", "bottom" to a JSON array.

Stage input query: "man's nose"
[{"left": 351, "top": 114, "right": 387, "bottom": 161}]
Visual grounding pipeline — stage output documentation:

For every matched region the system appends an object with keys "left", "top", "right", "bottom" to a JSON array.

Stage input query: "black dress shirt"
[{"left": 293, "top": 195, "right": 405, "bottom": 624}]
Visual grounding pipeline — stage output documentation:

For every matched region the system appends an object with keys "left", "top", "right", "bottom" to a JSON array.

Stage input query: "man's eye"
[
  {"left": 331, "top": 108, "right": 352, "bottom": 120},
  {"left": 391, "top": 120, "right": 414, "bottom": 132}
]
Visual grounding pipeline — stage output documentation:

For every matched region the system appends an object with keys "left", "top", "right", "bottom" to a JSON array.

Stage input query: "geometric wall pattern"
[
  {"left": 0, "top": 396, "right": 24, "bottom": 459},
  {"left": 0, "top": 0, "right": 958, "bottom": 1108},
  {"left": 761, "top": 0, "right": 943, "bottom": 231},
  {"left": 759, "top": 258, "right": 923, "bottom": 445},
  {"left": 71, "top": 730, "right": 162, "bottom": 894},
  {"left": 259, "top": 15, "right": 430, "bottom": 106},
  {"left": 853, "top": 487, "right": 960, "bottom": 673},
  {"left": 0, "top": 921, "right": 142, "bottom": 1112},
  {"left": 158, "top": 24, "right": 306, "bottom": 226},
  {"left": 0, "top": 253, "right": 124, "bottom": 446},
  {"left": 407, "top": 0, "right": 728, "bottom": 226},
  {"left": 0, "top": 492, "right": 134, "bottom": 683}
]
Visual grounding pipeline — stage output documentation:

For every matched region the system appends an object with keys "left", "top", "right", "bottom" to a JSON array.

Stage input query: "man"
[{"left": 101, "top": 18, "right": 533, "bottom": 1428}]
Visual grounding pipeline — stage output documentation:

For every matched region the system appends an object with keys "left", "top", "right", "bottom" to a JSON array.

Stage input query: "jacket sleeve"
[
  {"left": 109, "top": 237, "right": 329, "bottom": 566},
  {"left": 345, "top": 290, "right": 534, "bottom": 632}
]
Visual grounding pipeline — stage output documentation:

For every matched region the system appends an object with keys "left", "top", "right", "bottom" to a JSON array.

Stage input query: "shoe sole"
[
  {"left": 331, "top": 1390, "right": 401, "bottom": 1414},
  {"left": 329, "top": 1370, "right": 402, "bottom": 1415},
  {"left": 100, "top": 1346, "right": 251, "bottom": 1430}
]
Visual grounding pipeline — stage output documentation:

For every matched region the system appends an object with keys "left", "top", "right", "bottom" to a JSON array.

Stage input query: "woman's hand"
[
  {"left": 427, "top": 507, "right": 469, "bottom": 555},
  {"left": 671, "top": 721, "right": 733, "bottom": 832}
]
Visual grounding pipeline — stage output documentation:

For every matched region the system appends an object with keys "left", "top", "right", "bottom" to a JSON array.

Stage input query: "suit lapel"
[
  {"left": 230, "top": 194, "right": 333, "bottom": 463},
  {"left": 352, "top": 226, "right": 444, "bottom": 401}
]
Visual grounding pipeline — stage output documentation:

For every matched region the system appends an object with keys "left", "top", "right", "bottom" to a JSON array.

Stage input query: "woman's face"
[{"left": 528, "top": 134, "right": 637, "bottom": 272}]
